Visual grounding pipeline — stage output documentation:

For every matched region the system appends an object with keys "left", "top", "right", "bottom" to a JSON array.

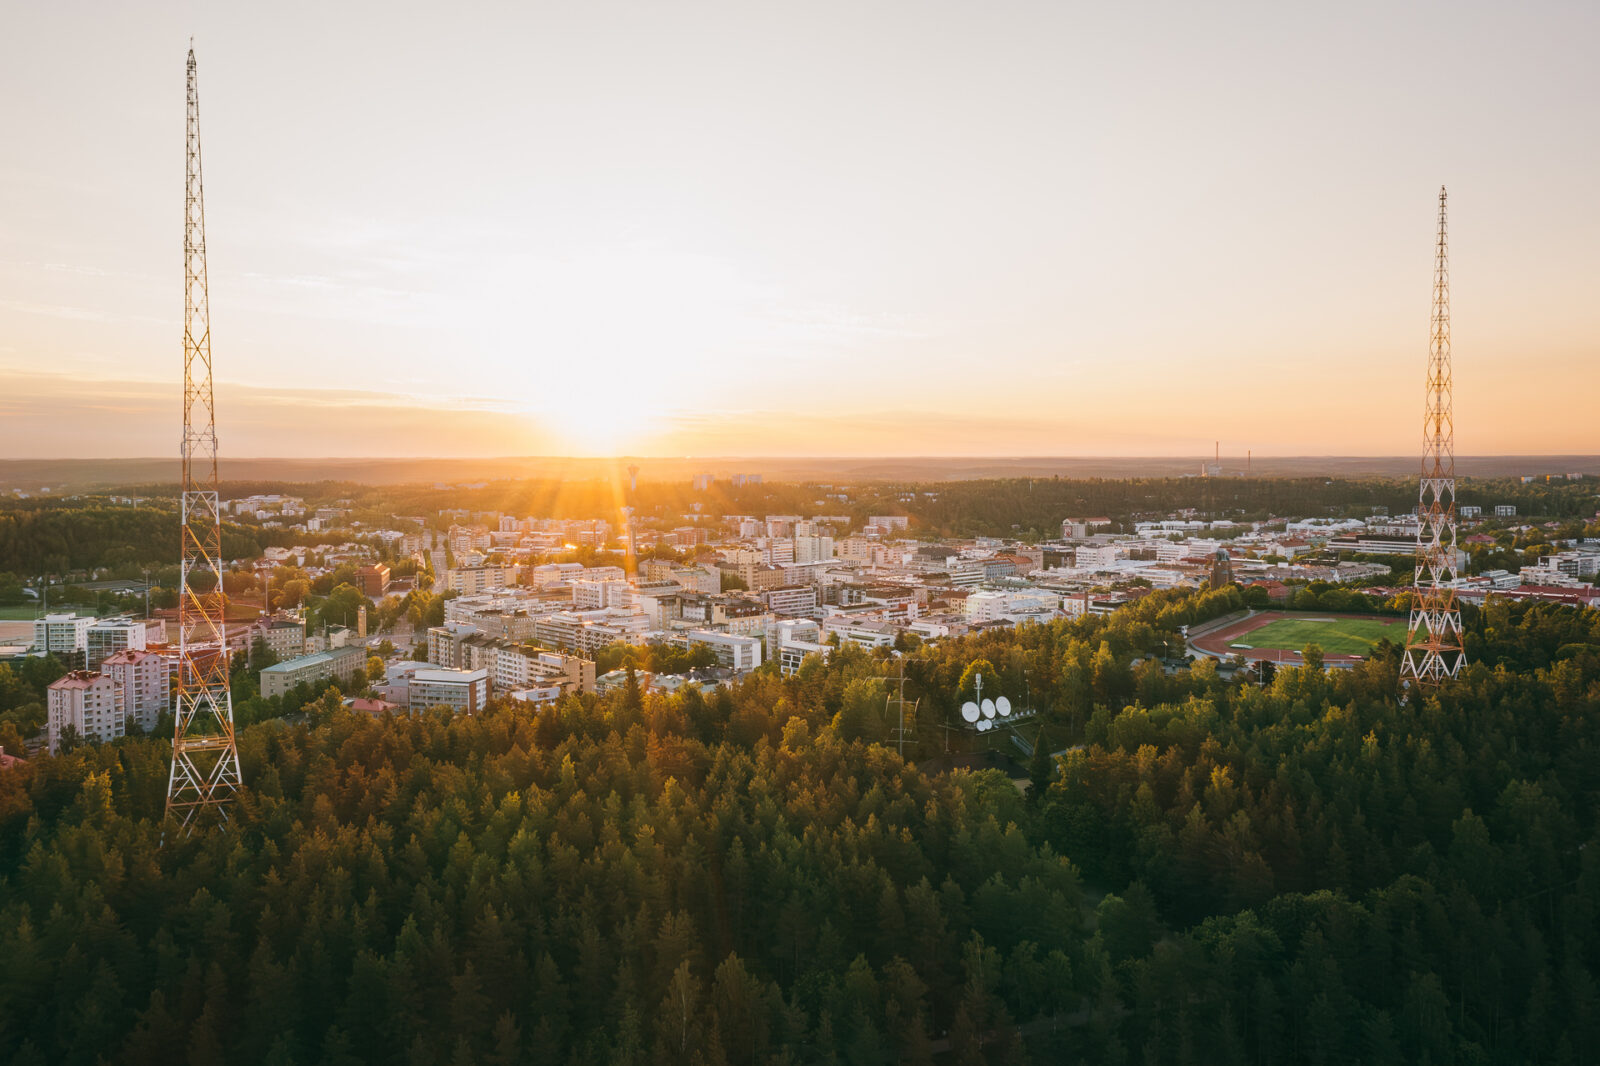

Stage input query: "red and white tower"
[
  {"left": 1400, "top": 187, "right": 1465, "bottom": 689},
  {"left": 166, "top": 45, "right": 242, "bottom": 834}
]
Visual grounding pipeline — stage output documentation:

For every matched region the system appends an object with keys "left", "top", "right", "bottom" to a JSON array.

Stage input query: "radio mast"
[
  {"left": 167, "top": 45, "right": 242, "bottom": 834},
  {"left": 1400, "top": 187, "right": 1465, "bottom": 690}
]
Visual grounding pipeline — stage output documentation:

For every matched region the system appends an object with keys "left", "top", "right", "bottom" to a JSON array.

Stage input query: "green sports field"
[{"left": 1239, "top": 616, "right": 1402, "bottom": 657}]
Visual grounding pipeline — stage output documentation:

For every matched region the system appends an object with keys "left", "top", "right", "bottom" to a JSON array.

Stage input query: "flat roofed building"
[
  {"left": 762, "top": 584, "right": 820, "bottom": 618},
  {"left": 409, "top": 668, "right": 489, "bottom": 714},
  {"left": 428, "top": 623, "right": 480, "bottom": 668},
  {"left": 35, "top": 614, "right": 93, "bottom": 662},
  {"left": 445, "top": 566, "right": 516, "bottom": 595},
  {"left": 680, "top": 629, "right": 762, "bottom": 673},
  {"left": 85, "top": 617, "right": 148, "bottom": 671},
  {"left": 259, "top": 618, "right": 307, "bottom": 661},
  {"left": 260, "top": 645, "right": 366, "bottom": 699}
]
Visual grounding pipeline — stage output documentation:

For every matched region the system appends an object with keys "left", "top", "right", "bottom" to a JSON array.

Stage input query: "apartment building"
[
  {"left": 409, "top": 669, "right": 489, "bottom": 714},
  {"left": 445, "top": 566, "right": 517, "bottom": 595},
  {"left": 260, "top": 645, "right": 366, "bottom": 699},
  {"left": 47, "top": 672, "right": 125, "bottom": 753},
  {"left": 84, "top": 618, "right": 149, "bottom": 670},
  {"left": 101, "top": 649, "right": 170, "bottom": 733},
  {"left": 34, "top": 614, "right": 93, "bottom": 663},
  {"left": 680, "top": 630, "right": 762, "bottom": 673}
]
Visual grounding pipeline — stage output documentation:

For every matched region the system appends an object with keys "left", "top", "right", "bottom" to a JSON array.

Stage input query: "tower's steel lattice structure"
[
  {"left": 166, "top": 46, "right": 242, "bottom": 832},
  {"left": 1401, "top": 187, "right": 1465, "bottom": 689}
]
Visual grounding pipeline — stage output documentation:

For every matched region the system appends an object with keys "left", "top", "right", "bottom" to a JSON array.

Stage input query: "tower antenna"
[
  {"left": 166, "top": 45, "right": 242, "bottom": 834},
  {"left": 1401, "top": 187, "right": 1465, "bottom": 689}
]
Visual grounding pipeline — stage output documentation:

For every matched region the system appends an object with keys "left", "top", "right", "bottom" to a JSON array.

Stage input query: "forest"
[{"left": 1, "top": 586, "right": 1597, "bottom": 1064}]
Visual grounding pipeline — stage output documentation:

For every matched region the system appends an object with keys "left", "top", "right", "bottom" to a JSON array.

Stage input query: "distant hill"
[{"left": 3, "top": 454, "right": 1598, "bottom": 492}]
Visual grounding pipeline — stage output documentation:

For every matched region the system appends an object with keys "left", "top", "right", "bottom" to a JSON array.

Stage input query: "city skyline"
[{"left": 4, "top": 1, "right": 1598, "bottom": 458}]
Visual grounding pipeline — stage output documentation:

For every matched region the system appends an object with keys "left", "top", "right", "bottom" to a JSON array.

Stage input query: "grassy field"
[
  {"left": 0, "top": 604, "right": 110, "bottom": 620},
  {"left": 1237, "top": 615, "right": 1402, "bottom": 657}
]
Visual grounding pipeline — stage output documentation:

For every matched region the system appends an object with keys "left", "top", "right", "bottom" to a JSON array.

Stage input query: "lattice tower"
[
  {"left": 1401, "top": 187, "right": 1465, "bottom": 689},
  {"left": 166, "top": 45, "right": 242, "bottom": 834}
]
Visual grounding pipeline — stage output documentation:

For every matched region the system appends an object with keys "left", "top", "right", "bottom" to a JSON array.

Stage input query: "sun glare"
[{"left": 529, "top": 393, "right": 661, "bottom": 456}]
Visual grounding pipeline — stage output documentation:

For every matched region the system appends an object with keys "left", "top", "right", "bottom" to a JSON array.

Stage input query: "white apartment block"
[
  {"left": 793, "top": 535, "right": 835, "bottom": 564},
  {"left": 946, "top": 561, "right": 986, "bottom": 587},
  {"left": 681, "top": 630, "right": 762, "bottom": 673},
  {"left": 770, "top": 619, "right": 829, "bottom": 676},
  {"left": 428, "top": 623, "right": 480, "bottom": 668},
  {"left": 964, "top": 588, "right": 1062, "bottom": 623},
  {"left": 527, "top": 562, "right": 582, "bottom": 586},
  {"left": 445, "top": 566, "right": 516, "bottom": 595},
  {"left": 447, "top": 526, "right": 493, "bottom": 554},
  {"left": 1073, "top": 544, "right": 1123, "bottom": 569},
  {"left": 493, "top": 646, "right": 597, "bottom": 696},
  {"left": 85, "top": 618, "right": 149, "bottom": 671},
  {"left": 762, "top": 584, "right": 820, "bottom": 618},
  {"left": 35, "top": 614, "right": 93, "bottom": 661},
  {"left": 665, "top": 566, "right": 720, "bottom": 594},
  {"left": 572, "top": 579, "right": 632, "bottom": 610},
  {"left": 762, "top": 538, "right": 796, "bottom": 566},
  {"left": 532, "top": 609, "right": 650, "bottom": 656},
  {"left": 819, "top": 618, "right": 897, "bottom": 651},
  {"left": 101, "top": 649, "right": 170, "bottom": 733},
  {"left": 47, "top": 671, "right": 125, "bottom": 753},
  {"left": 409, "top": 669, "right": 489, "bottom": 714}
]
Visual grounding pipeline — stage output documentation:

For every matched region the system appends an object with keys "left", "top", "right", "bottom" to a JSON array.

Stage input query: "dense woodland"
[{"left": 2, "top": 587, "right": 1598, "bottom": 1064}]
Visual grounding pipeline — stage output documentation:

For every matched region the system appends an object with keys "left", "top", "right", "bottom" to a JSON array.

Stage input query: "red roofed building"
[
  {"left": 47, "top": 671, "right": 125, "bottom": 754},
  {"left": 1245, "top": 579, "right": 1293, "bottom": 603},
  {"left": 102, "top": 649, "right": 171, "bottom": 735},
  {"left": 0, "top": 746, "right": 23, "bottom": 771},
  {"left": 347, "top": 697, "right": 400, "bottom": 717}
]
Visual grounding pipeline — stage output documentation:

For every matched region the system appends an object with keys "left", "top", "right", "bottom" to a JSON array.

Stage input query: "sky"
[{"left": 2, "top": 0, "right": 1597, "bottom": 459}]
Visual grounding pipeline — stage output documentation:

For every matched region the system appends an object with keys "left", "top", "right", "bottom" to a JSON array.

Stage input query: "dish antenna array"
[{"left": 959, "top": 673, "right": 1024, "bottom": 733}]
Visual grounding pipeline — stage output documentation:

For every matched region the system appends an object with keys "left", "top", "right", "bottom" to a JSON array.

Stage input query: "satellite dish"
[
  {"left": 976, "top": 719, "right": 991, "bottom": 732},
  {"left": 996, "top": 696, "right": 1012, "bottom": 717},
  {"left": 961, "top": 701, "right": 980, "bottom": 723},
  {"left": 981, "top": 699, "right": 996, "bottom": 719}
]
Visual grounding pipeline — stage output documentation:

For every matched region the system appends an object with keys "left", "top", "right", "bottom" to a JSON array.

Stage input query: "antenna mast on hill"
[
  {"left": 1401, "top": 187, "right": 1465, "bottom": 690},
  {"left": 167, "top": 45, "right": 242, "bottom": 835}
]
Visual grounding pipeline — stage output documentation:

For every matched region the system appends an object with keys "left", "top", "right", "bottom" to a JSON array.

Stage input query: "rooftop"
[{"left": 261, "top": 646, "right": 362, "bottom": 674}]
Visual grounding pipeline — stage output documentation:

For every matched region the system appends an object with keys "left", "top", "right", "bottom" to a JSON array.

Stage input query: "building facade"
[
  {"left": 101, "top": 649, "right": 170, "bottom": 733},
  {"left": 47, "top": 671, "right": 124, "bottom": 753},
  {"left": 260, "top": 645, "right": 367, "bottom": 699},
  {"left": 409, "top": 669, "right": 489, "bottom": 714}
]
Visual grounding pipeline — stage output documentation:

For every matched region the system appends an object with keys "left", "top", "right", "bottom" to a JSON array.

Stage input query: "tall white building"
[
  {"left": 34, "top": 614, "right": 93, "bottom": 663},
  {"left": 86, "top": 617, "right": 149, "bottom": 670},
  {"left": 101, "top": 649, "right": 170, "bottom": 733},
  {"left": 572, "top": 578, "right": 632, "bottom": 610},
  {"left": 47, "top": 671, "right": 125, "bottom": 753},
  {"left": 793, "top": 535, "right": 835, "bottom": 565}
]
